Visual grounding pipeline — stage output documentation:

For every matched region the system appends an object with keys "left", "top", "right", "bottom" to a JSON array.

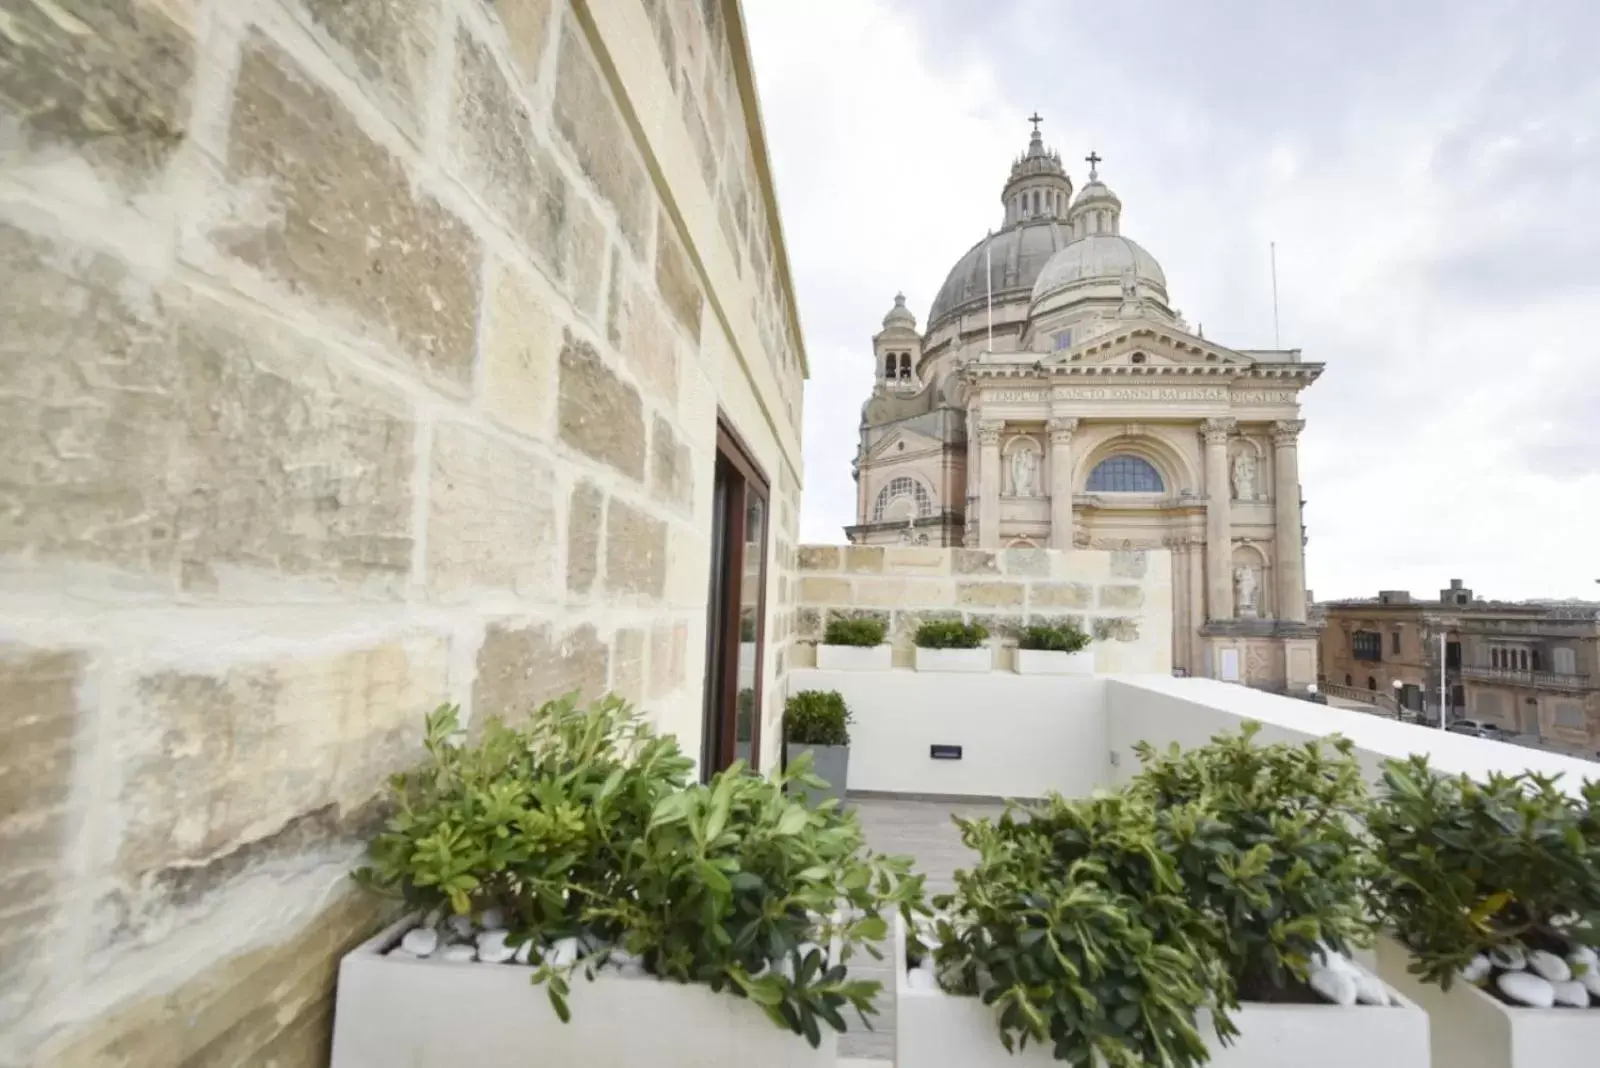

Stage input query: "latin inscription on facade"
[
  {"left": 1049, "top": 386, "right": 1229, "bottom": 401},
  {"left": 988, "top": 389, "right": 1049, "bottom": 402},
  {"left": 1232, "top": 390, "right": 1298, "bottom": 405}
]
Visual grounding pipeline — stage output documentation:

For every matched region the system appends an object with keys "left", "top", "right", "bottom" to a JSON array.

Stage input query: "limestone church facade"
[{"left": 847, "top": 120, "right": 1322, "bottom": 688}]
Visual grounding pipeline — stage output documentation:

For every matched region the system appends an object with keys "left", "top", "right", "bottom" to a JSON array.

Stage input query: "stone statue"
[
  {"left": 1232, "top": 451, "right": 1257, "bottom": 501},
  {"left": 1120, "top": 267, "right": 1138, "bottom": 301},
  {"left": 1234, "top": 565, "right": 1259, "bottom": 618},
  {"left": 1011, "top": 446, "right": 1038, "bottom": 497}
]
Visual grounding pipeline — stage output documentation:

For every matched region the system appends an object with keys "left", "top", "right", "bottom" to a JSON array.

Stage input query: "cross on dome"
[
  {"left": 1085, "top": 150, "right": 1103, "bottom": 180},
  {"left": 1028, "top": 111, "right": 1043, "bottom": 134}
]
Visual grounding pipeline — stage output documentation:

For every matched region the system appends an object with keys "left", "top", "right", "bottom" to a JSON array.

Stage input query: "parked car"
[{"left": 1446, "top": 718, "right": 1514, "bottom": 740}]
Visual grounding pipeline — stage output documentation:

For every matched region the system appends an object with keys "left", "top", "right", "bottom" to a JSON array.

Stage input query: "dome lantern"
[
  {"left": 1068, "top": 150, "right": 1122, "bottom": 238},
  {"left": 1001, "top": 113, "right": 1073, "bottom": 227}
]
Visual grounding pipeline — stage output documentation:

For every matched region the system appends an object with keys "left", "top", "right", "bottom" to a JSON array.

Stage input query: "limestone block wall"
[
  {"left": 0, "top": 0, "right": 804, "bottom": 1063},
  {"left": 792, "top": 546, "right": 1174, "bottom": 675}
]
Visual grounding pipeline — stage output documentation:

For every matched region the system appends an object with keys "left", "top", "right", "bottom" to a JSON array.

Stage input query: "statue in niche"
[
  {"left": 1232, "top": 451, "right": 1257, "bottom": 501},
  {"left": 1011, "top": 445, "right": 1038, "bottom": 497},
  {"left": 1234, "top": 565, "right": 1260, "bottom": 618}
]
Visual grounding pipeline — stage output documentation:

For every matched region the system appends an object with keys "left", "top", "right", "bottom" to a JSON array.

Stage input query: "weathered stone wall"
[
  {"left": 792, "top": 546, "right": 1174, "bottom": 674},
  {"left": 0, "top": 0, "right": 804, "bottom": 1063}
]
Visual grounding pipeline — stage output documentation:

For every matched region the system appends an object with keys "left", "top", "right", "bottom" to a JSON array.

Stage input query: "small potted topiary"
[
  {"left": 333, "top": 693, "right": 929, "bottom": 1068},
  {"left": 913, "top": 620, "right": 990, "bottom": 673},
  {"left": 1367, "top": 757, "right": 1600, "bottom": 1067},
  {"left": 784, "top": 689, "right": 853, "bottom": 808},
  {"left": 817, "top": 616, "right": 891, "bottom": 671},
  {"left": 1012, "top": 621, "right": 1093, "bottom": 676}
]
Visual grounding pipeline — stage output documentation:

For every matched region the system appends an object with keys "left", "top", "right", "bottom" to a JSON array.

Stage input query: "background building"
[
  {"left": 1319, "top": 581, "right": 1600, "bottom": 753},
  {"left": 848, "top": 120, "right": 1322, "bottom": 688}
]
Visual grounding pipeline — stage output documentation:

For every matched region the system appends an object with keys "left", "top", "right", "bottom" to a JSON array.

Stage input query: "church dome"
[
  {"left": 882, "top": 291, "right": 916, "bottom": 330},
  {"left": 927, "top": 220, "right": 1075, "bottom": 329},
  {"left": 1031, "top": 233, "right": 1168, "bottom": 304}
]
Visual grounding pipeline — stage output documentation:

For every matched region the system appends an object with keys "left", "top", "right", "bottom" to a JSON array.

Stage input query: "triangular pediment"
[
  {"left": 1047, "top": 323, "right": 1255, "bottom": 369},
  {"left": 865, "top": 426, "right": 941, "bottom": 462}
]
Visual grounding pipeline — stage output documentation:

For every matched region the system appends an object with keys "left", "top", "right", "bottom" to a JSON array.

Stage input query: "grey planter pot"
[{"left": 785, "top": 743, "right": 849, "bottom": 808}]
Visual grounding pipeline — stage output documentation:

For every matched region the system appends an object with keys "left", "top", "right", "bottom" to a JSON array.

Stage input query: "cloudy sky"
[{"left": 745, "top": 0, "right": 1599, "bottom": 602}]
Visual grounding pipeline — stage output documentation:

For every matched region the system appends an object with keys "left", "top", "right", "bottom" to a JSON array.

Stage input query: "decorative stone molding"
[
  {"left": 976, "top": 420, "right": 1004, "bottom": 446},
  {"left": 1271, "top": 419, "right": 1306, "bottom": 446},
  {"left": 1200, "top": 417, "right": 1236, "bottom": 445},
  {"left": 1047, "top": 416, "right": 1079, "bottom": 444}
]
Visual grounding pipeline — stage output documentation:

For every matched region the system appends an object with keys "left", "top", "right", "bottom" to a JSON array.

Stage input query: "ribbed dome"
[
  {"left": 927, "top": 219, "right": 1074, "bottom": 328},
  {"left": 882, "top": 291, "right": 916, "bottom": 329},
  {"left": 1031, "top": 233, "right": 1167, "bottom": 304}
]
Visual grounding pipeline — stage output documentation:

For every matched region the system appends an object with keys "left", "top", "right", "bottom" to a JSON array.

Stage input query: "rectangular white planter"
[
  {"left": 815, "top": 643, "right": 891, "bottom": 671},
  {"left": 1013, "top": 648, "right": 1095, "bottom": 675},
  {"left": 895, "top": 917, "right": 1427, "bottom": 1068},
  {"left": 914, "top": 646, "right": 991, "bottom": 673},
  {"left": 1376, "top": 935, "right": 1598, "bottom": 1068},
  {"left": 331, "top": 917, "right": 836, "bottom": 1068}
]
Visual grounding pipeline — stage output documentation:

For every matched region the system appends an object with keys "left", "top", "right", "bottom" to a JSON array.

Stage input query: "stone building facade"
[
  {"left": 849, "top": 122, "right": 1321, "bottom": 688},
  {"left": 0, "top": 1, "right": 804, "bottom": 1063},
  {"left": 1320, "top": 582, "right": 1600, "bottom": 753}
]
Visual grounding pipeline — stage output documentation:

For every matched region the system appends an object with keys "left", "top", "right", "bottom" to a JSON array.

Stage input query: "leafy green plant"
[
  {"left": 932, "top": 792, "right": 1235, "bottom": 1068},
  {"left": 355, "top": 694, "right": 929, "bottom": 1046},
  {"left": 914, "top": 619, "right": 988, "bottom": 649},
  {"left": 1018, "top": 621, "right": 1090, "bottom": 653},
  {"left": 1367, "top": 756, "right": 1600, "bottom": 989},
  {"left": 740, "top": 612, "right": 758, "bottom": 642},
  {"left": 1125, "top": 722, "right": 1377, "bottom": 1000},
  {"left": 785, "top": 690, "right": 852, "bottom": 747},
  {"left": 823, "top": 617, "right": 886, "bottom": 647}
]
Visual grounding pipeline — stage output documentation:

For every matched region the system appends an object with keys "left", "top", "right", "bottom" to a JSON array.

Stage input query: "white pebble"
[
  {"left": 1355, "top": 973, "right": 1390, "bottom": 1006},
  {"left": 1309, "top": 966, "right": 1358, "bottom": 1006},
  {"left": 907, "top": 968, "right": 936, "bottom": 990},
  {"left": 478, "top": 908, "right": 505, "bottom": 931},
  {"left": 1460, "top": 955, "right": 1493, "bottom": 984},
  {"left": 1552, "top": 980, "right": 1590, "bottom": 1007},
  {"left": 513, "top": 940, "right": 535, "bottom": 966},
  {"left": 446, "top": 914, "right": 475, "bottom": 939},
  {"left": 1498, "top": 971, "right": 1555, "bottom": 1008},
  {"left": 399, "top": 927, "right": 439, "bottom": 957},
  {"left": 1490, "top": 946, "right": 1527, "bottom": 972},
  {"left": 475, "top": 929, "right": 514, "bottom": 964},
  {"left": 545, "top": 936, "right": 581, "bottom": 968},
  {"left": 1529, "top": 950, "right": 1571, "bottom": 983},
  {"left": 1569, "top": 946, "right": 1599, "bottom": 972},
  {"left": 439, "top": 943, "right": 477, "bottom": 964},
  {"left": 1580, "top": 967, "right": 1600, "bottom": 999}
]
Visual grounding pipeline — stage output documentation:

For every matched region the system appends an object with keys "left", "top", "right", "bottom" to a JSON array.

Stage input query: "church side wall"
[
  {"left": 0, "top": 0, "right": 804, "bottom": 1062},
  {"left": 791, "top": 546, "right": 1173, "bottom": 675}
]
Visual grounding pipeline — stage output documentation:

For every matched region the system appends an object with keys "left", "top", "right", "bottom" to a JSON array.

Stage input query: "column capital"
[
  {"left": 977, "top": 419, "right": 1004, "bottom": 446},
  {"left": 1271, "top": 419, "right": 1306, "bottom": 446},
  {"left": 1047, "top": 416, "right": 1079, "bottom": 444},
  {"left": 1200, "top": 417, "right": 1237, "bottom": 445}
]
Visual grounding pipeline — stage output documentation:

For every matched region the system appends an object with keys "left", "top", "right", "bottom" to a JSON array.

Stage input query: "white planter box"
[
  {"left": 914, "top": 647, "right": 991, "bottom": 673},
  {"left": 331, "top": 917, "right": 836, "bottom": 1068},
  {"left": 815, "top": 643, "right": 891, "bottom": 671},
  {"left": 1013, "top": 648, "right": 1095, "bottom": 675},
  {"left": 1376, "top": 935, "right": 1598, "bottom": 1068},
  {"left": 895, "top": 917, "right": 1426, "bottom": 1068}
]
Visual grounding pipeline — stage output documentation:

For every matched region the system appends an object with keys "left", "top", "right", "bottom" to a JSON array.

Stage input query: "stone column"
[
  {"left": 1202, "top": 418, "right": 1235, "bottom": 621},
  {"left": 1186, "top": 536, "right": 1207, "bottom": 670},
  {"left": 1272, "top": 420, "right": 1308, "bottom": 622},
  {"left": 978, "top": 419, "right": 1003, "bottom": 548},
  {"left": 1048, "top": 417, "right": 1079, "bottom": 550}
]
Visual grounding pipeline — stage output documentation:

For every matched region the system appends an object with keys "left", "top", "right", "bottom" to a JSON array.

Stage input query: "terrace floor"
[{"left": 838, "top": 795, "right": 1008, "bottom": 1062}]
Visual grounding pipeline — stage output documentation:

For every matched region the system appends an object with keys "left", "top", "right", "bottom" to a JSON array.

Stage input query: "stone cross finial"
[
  {"left": 1029, "top": 112, "right": 1043, "bottom": 134},
  {"left": 1085, "top": 150, "right": 1102, "bottom": 179}
]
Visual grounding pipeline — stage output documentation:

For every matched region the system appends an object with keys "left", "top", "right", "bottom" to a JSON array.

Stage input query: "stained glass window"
[{"left": 1086, "top": 455, "right": 1164, "bottom": 493}]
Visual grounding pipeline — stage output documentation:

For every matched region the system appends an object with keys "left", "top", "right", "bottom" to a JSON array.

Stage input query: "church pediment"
[
  {"left": 1047, "top": 324, "right": 1255, "bottom": 369},
  {"left": 865, "top": 427, "right": 941, "bottom": 462}
]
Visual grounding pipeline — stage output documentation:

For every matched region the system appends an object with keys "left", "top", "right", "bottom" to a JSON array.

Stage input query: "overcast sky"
[{"left": 745, "top": 0, "right": 1599, "bottom": 602}]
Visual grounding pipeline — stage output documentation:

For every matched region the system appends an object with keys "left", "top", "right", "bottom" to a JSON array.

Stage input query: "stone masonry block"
[
  {"left": 1004, "top": 548, "right": 1050, "bottom": 577},
  {"left": 1031, "top": 582, "right": 1094, "bottom": 609},
  {"left": 117, "top": 636, "right": 450, "bottom": 880},
  {"left": 558, "top": 331, "right": 646, "bottom": 480},
  {"left": 0, "top": 0, "right": 194, "bottom": 187},
  {"left": 0, "top": 224, "right": 416, "bottom": 589},
  {"left": 1098, "top": 584, "right": 1146, "bottom": 610},
  {"left": 890, "top": 609, "right": 961, "bottom": 642},
  {"left": 604, "top": 498, "right": 668, "bottom": 598},
  {"left": 795, "top": 607, "right": 822, "bottom": 639},
  {"left": 844, "top": 546, "right": 884, "bottom": 574},
  {"left": 882, "top": 547, "right": 950, "bottom": 575},
  {"left": 221, "top": 34, "right": 478, "bottom": 387},
  {"left": 953, "top": 549, "right": 1000, "bottom": 575},
  {"left": 427, "top": 423, "right": 558, "bottom": 599},
  {"left": 854, "top": 579, "right": 953, "bottom": 608},
  {"left": 481, "top": 264, "right": 561, "bottom": 442},
  {"left": 968, "top": 613, "right": 1024, "bottom": 641},
  {"left": 798, "top": 576, "right": 852, "bottom": 604},
  {"left": 957, "top": 582, "right": 1025, "bottom": 608},
  {"left": 797, "top": 546, "right": 840, "bottom": 572},
  {"left": 450, "top": 30, "right": 603, "bottom": 313},
  {"left": 1093, "top": 617, "right": 1142, "bottom": 643},
  {"left": 1110, "top": 550, "right": 1149, "bottom": 579},
  {"left": 475, "top": 621, "right": 610, "bottom": 717},
  {"left": 496, "top": 0, "right": 556, "bottom": 83},
  {"left": 648, "top": 621, "right": 688, "bottom": 699},
  {"left": 650, "top": 416, "right": 694, "bottom": 510},
  {"left": 566, "top": 480, "right": 604, "bottom": 596},
  {"left": 607, "top": 250, "right": 680, "bottom": 404},
  {"left": 611, "top": 628, "right": 646, "bottom": 706},
  {"left": 680, "top": 80, "right": 718, "bottom": 191},
  {"left": 302, "top": 0, "right": 438, "bottom": 139},
  {"left": 552, "top": 22, "right": 650, "bottom": 254},
  {"left": 655, "top": 217, "right": 704, "bottom": 343}
]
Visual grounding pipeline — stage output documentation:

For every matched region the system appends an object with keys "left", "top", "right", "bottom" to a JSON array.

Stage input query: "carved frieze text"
[{"left": 1049, "top": 386, "right": 1230, "bottom": 401}]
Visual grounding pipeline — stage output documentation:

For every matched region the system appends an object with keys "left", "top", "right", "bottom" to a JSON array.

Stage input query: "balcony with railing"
[{"left": 1460, "top": 665, "right": 1593, "bottom": 691}]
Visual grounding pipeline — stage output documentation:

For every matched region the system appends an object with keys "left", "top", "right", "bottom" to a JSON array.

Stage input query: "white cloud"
[{"left": 747, "top": 0, "right": 1600, "bottom": 600}]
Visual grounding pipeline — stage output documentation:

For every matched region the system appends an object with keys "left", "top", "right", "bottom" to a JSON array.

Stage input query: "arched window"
[
  {"left": 1367, "top": 676, "right": 1377, "bottom": 691},
  {"left": 883, "top": 353, "right": 895, "bottom": 378},
  {"left": 1344, "top": 674, "right": 1352, "bottom": 687},
  {"left": 899, "top": 353, "right": 911, "bottom": 379},
  {"left": 1032, "top": 190, "right": 1040, "bottom": 214},
  {"left": 1520, "top": 649, "right": 1529, "bottom": 671},
  {"left": 872, "top": 476, "right": 934, "bottom": 521},
  {"left": 1491, "top": 648, "right": 1500, "bottom": 668},
  {"left": 1086, "top": 455, "right": 1165, "bottom": 493}
]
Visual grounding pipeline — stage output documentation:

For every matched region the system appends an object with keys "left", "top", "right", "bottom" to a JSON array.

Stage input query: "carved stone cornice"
[
  {"left": 1047, "top": 416, "right": 1079, "bottom": 445},
  {"left": 1200, "top": 417, "right": 1236, "bottom": 446},
  {"left": 1272, "top": 419, "right": 1306, "bottom": 446},
  {"left": 976, "top": 420, "right": 1004, "bottom": 446}
]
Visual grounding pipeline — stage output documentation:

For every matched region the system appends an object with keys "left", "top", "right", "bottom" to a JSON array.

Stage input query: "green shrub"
[
  {"left": 1018, "top": 621, "right": 1090, "bottom": 653},
  {"left": 914, "top": 619, "right": 988, "bottom": 649},
  {"left": 1367, "top": 756, "right": 1600, "bottom": 989},
  {"left": 823, "top": 617, "right": 886, "bottom": 647},
  {"left": 1125, "top": 722, "right": 1376, "bottom": 1000},
  {"left": 785, "top": 690, "right": 852, "bottom": 747},
  {"left": 932, "top": 792, "right": 1234, "bottom": 1067},
  {"left": 740, "top": 613, "right": 758, "bottom": 642},
  {"left": 354, "top": 694, "right": 928, "bottom": 1045}
]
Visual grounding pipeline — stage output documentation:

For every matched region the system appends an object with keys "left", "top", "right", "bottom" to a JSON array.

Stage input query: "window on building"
[
  {"left": 1446, "top": 641, "right": 1461, "bottom": 669},
  {"left": 1053, "top": 330, "right": 1073, "bottom": 351},
  {"left": 1086, "top": 455, "right": 1164, "bottom": 493},
  {"left": 1344, "top": 673, "right": 1352, "bottom": 686},
  {"left": 871, "top": 476, "right": 934, "bottom": 521},
  {"left": 1367, "top": 676, "right": 1377, "bottom": 691},
  {"left": 1554, "top": 647, "right": 1577, "bottom": 675},
  {"left": 1391, "top": 631, "right": 1402, "bottom": 654},
  {"left": 1532, "top": 649, "right": 1542, "bottom": 671},
  {"left": 883, "top": 353, "right": 895, "bottom": 378},
  {"left": 1520, "top": 649, "right": 1529, "bottom": 671},
  {"left": 899, "top": 353, "right": 911, "bottom": 379},
  {"left": 1032, "top": 190, "right": 1040, "bottom": 214},
  {"left": 1352, "top": 630, "right": 1382, "bottom": 662},
  {"left": 1491, "top": 648, "right": 1501, "bottom": 669}
]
